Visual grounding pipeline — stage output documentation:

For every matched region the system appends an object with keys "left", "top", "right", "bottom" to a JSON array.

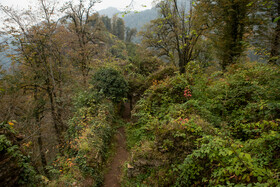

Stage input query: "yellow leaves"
[
  {"left": 40, "top": 175, "right": 50, "bottom": 183},
  {"left": 23, "top": 141, "right": 32, "bottom": 148},
  {"left": 8, "top": 120, "right": 17, "bottom": 129},
  {"left": 246, "top": 2, "right": 254, "bottom": 7},
  {"left": 152, "top": 80, "right": 160, "bottom": 86}
]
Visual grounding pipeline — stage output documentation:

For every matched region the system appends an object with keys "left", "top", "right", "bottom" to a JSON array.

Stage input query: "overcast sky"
[{"left": 0, "top": 0, "right": 154, "bottom": 11}]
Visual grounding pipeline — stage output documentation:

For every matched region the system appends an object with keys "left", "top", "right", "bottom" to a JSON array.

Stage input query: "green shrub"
[
  {"left": 244, "top": 130, "right": 280, "bottom": 170},
  {"left": 50, "top": 92, "right": 114, "bottom": 186},
  {"left": 211, "top": 63, "right": 279, "bottom": 124},
  {"left": 176, "top": 131, "right": 280, "bottom": 186},
  {"left": 182, "top": 62, "right": 280, "bottom": 127},
  {"left": 124, "top": 61, "right": 280, "bottom": 186},
  {"left": 91, "top": 67, "right": 129, "bottom": 103},
  {"left": 0, "top": 122, "right": 39, "bottom": 185}
]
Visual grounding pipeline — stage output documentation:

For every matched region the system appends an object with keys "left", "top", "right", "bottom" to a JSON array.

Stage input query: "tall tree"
[
  {"left": 196, "top": 0, "right": 254, "bottom": 69},
  {"left": 125, "top": 27, "right": 137, "bottom": 43},
  {"left": 112, "top": 15, "right": 125, "bottom": 40},
  {"left": 268, "top": 0, "right": 280, "bottom": 64},
  {"left": 1, "top": 0, "right": 69, "bottom": 154},
  {"left": 141, "top": 0, "right": 208, "bottom": 73},
  {"left": 101, "top": 15, "right": 112, "bottom": 32},
  {"left": 62, "top": 0, "right": 104, "bottom": 85},
  {"left": 116, "top": 18, "right": 125, "bottom": 40}
]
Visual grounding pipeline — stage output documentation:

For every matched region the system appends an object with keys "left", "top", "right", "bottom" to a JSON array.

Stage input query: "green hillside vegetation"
[{"left": 0, "top": 0, "right": 279, "bottom": 186}]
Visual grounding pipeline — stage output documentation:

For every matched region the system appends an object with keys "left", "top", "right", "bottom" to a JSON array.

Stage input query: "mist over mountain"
[
  {"left": 98, "top": 7, "right": 121, "bottom": 18},
  {"left": 123, "top": 8, "right": 158, "bottom": 31},
  {"left": 1, "top": 1, "right": 190, "bottom": 69},
  {"left": 98, "top": 0, "right": 191, "bottom": 31},
  {"left": 98, "top": 6, "right": 158, "bottom": 31}
]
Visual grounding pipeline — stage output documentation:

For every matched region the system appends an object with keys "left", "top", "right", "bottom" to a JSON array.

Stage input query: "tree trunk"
[
  {"left": 47, "top": 86, "right": 63, "bottom": 148},
  {"left": 178, "top": 54, "right": 186, "bottom": 74},
  {"left": 37, "top": 128, "right": 49, "bottom": 178},
  {"left": 269, "top": 1, "right": 280, "bottom": 64},
  {"left": 34, "top": 87, "right": 49, "bottom": 177}
]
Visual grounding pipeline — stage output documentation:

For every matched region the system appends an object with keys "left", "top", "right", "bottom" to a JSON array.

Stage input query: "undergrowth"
[{"left": 122, "top": 62, "right": 280, "bottom": 186}]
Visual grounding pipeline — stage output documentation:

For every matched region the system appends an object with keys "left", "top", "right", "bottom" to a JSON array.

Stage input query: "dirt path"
[
  {"left": 103, "top": 103, "right": 131, "bottom": 187},
  {"left": 103, "top": 127, "right": 128, "bottom": 187}
]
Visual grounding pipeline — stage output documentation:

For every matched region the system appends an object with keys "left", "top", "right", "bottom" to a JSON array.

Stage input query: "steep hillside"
[{"left": 1, "top": 0, "right": 280, "bottom": 186}]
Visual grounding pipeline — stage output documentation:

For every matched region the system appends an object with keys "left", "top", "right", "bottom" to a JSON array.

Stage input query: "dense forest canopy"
[{"left": 0, "top": 0, "right": 279, "bottom": 186}]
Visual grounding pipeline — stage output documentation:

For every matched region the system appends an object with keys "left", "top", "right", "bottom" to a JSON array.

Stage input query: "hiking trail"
[{"left": 103, "top": 103, "right": 130, "bottom": 187}]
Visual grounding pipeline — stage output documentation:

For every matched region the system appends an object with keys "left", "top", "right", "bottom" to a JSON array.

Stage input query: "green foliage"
[
  {"left": 91, "top": 67, "right": 129, "bottom": 103},
  {"left": 72, "top": 90, "right": 102, "bottom": 109},
  {"left": 112, "top": 15, "right": 125, "bottom": 40},
  {"left": 123, "top": 45, "right": 164, "bottom": 82},
  {"left": 110, "top": 39, "right": 128, "bottom": 60},
  {"left": 49, "top": 91, "right": 114, "bottom": 186},
  {"left": 176, "top": 133, "right": 279, "bottom": 186},
  {"left": 135, "top": 73, "right": 188, "bottom": 117},
  {"left": 140, "top": 0, "right": 207, "bottom": 73},
  {"left": 196, "top": 0, "right": 254, "bottom": 69},
  {"left": 124, "top": 61, "right": 280, "bottom": 186},
  {"left": 124, "top": 72, "right": 212, "bottom": 186},
  {"left": 133, "top": 66, "right": 177, "bottom": 99},
  {"left": 184, "top": 62, "right": 280, "bottom": 127},
  {"left": 0, "top": 122, "right": 40, "bottom": 185}
]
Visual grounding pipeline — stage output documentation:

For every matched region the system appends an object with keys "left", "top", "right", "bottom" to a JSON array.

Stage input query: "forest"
[{"left": 0, "top": 0, "right": 279, "bottom": 186}]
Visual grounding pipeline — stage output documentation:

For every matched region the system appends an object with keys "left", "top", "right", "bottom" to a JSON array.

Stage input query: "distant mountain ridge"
[
  {"left": 98, "top": 7, "right": 120, "bottom": 18},
  {"left": 98, "top": 0, "right": 191, "bottom": 32},
  {"left": 1, "top": 2, "right": 191, "bottom": 70},
  {"left": 123, "top": 8, "right": 158, "bottom": 31},
  {"left": 98, "top": 7, "right": 158, "bottom": 31}
]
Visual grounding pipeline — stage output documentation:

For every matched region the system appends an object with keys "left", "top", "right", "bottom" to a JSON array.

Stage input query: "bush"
[
  {"left": 176, "top": 133, "right": 280, "bottom": 186},
  {"left": 0, "top": 122, "right": 39, "bottom": 186},
  {"left": 123, "top": 61, "right": 280, "bottom": 186},
  {"left": 183, "top": 62, "right": 280, "bottom": 127},
  {"left": 125, "top": 72, "right": 215, "bottom": 186},
  {"left": 91, "top": 67, "right": 129, "bottom": 103},
  {"left": 49, "top": 92, "right": 114, "bottom": 186}
]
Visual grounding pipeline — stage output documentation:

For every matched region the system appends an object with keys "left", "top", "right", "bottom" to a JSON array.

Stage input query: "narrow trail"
[{"left": 103, "top": 103, "right": 130, "bottom": 187}]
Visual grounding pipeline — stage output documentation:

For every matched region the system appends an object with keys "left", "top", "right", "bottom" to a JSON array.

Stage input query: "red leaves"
[{"left": 184, "top": 87, "right": 192, "bottom": 98}]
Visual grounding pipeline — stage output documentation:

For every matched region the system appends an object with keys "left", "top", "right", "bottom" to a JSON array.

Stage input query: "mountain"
[
  {"left": 98, "top": 0, "right": 192, "bottom": 32},
  {"left": 98, "top": 7, "right": 158, "bottom": 31},
  {"left": 98, "top": 7, "right": 120, "bottom": 18},
  {"left": 123, "top": 8, "right": 158, "bottom": 31}
]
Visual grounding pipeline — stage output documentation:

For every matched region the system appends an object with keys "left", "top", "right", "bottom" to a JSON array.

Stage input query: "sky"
[
  {"left": 0, "top": 0, "right": 154, "bottom": 11},
  {"left": 0, "top": 0, "right": 156, "bottom": 30}
]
